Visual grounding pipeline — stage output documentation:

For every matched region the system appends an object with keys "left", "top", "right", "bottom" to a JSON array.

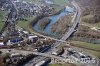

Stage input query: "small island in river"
[{"left": 38, "top": 17, "right": 51, "bottom": 30}]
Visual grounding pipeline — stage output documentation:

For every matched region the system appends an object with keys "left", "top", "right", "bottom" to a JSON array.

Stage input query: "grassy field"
[
  {"left": 0, "top": 10, "right": 7, "bottom": 29},
  {"left": 0, "top": 10, "right": 35, "bottom": 32},
  {"left": 71, "top": 41, "right": 100, "bottom": 51},
  {"left": 81, "top": 48, "right": 100, "bottom": 58},
  {"left": 82, "top": 22, "right": 100, "bottom": 28},
  {"left": 52, "top": 5, "right": 64, "bottom": 13},
  {"left": 53, "top": 0, "right": 68, "bottom": 6},
  {"left": 49, "top": 63, "right": 76, "bottom": 66},
  {"left": 21, "top": 0, "right": 41, "bottom": 2},
  {"left": 17, "top": 16, "right": 36, "bottom": 31},
  {"left": 81, "top": 15, "right": 100, "bottom": 28},
  {"left": 70, "top": 41, "right": 100, "bottom": 58}
]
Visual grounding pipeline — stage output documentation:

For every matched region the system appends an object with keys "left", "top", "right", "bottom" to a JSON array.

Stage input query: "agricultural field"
[
  {"left": 70, "top": 41, "right": 100, "bottom": 58},
  {"left": 49, "top": 63, "right": 76, "bottom": 66},
  {"left": 81, "top": 48, "right": 100, "bottom": 58},
  {"left": 81, "top": 22, "right": 100, "bottom": 28},
  {"left": 70, "top": 41, "right": 100, "bottom": 51}
]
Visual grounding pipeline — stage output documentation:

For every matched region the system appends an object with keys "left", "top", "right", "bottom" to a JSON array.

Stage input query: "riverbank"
[{"left": 30, "top": 7, "right": 66, "bottom": 38}]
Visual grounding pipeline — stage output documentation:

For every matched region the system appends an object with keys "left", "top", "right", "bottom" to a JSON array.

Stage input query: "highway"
[
  {"left": 52, "top": 0, "right": 81, "bottom": 49},
  {"left": 61, "top": 1, "right": 81, "bottom": 41}
]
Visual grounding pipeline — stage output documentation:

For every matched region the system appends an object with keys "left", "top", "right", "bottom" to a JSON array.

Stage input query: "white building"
[{"left": 0, "top": 42, "right": 4, "bottom": 46}]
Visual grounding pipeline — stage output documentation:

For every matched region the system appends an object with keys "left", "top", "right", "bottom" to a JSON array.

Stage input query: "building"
[
  {"left": 52, "top": 48, "right": 64, "bottom": 55},
  {"left": 9, "top": 37, "right": 23, "bottom": 43},
  {"left": 28, "top": 35, "right": 38, "bottom": 43},
  {"left": 0, "top": 37, "right": 4, "bottom": 46}
]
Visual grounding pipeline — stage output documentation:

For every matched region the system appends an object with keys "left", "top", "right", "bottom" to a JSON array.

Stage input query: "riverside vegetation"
[
  {"left": 51, "top": 14, "right": 72, "bottom": 34},
  {"left": 38, "top": 17, "right": 50, "bottom": 30}
]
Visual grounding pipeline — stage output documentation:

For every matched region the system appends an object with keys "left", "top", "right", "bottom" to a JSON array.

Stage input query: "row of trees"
[{"left": 74, "top": 25, "right": 100, "bottom": 39}]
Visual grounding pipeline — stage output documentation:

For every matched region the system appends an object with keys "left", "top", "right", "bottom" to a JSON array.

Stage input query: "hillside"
[{"left": 75, "top": 0, "right": 100, "bottom": 23}]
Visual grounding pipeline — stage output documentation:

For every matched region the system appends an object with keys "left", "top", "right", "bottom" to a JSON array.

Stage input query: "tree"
[{"left": 0, "top": 51, "right": 2, "bottom": 54}]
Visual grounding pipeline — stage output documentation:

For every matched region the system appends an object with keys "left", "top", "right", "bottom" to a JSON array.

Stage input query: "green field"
[
  {"left": 0, "top": 10, "right": 7, "bottom": 29},
  {"left": 81, "top": 48, "right": 100, "bottom": 58},
  {"left": 52, "top": 5, "right": 64, "bottom": 13},
  {"left": 21, "top": 0, "right": 41, "bottom": 2},
  {"left": 82, "top": 15, "right": 100, "bottom": 28},
  {"left": 0, "top": 11, "right": 34, "bottom": 31},
  {"left": 49, "top": 63, "right": 76, "bottom": 66},
  {"left": 17, "top": 16, "right": 36, "bottom": 32},
  {"left": 53, "top": 0, "right": 68, "bottom": 6},
  {"left": 71, "top": 41, "right": 100, "bottom": 51},
  {"left": 70, "top": 41, "right": 100, "bottom": 58},
  {"left": 82, "top": 22, "right": 100, "bottom": 28}
]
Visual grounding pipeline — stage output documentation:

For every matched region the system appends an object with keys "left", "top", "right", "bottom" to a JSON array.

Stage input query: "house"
[{"left": 28, "top": 35, "right": 38, "bottom": 43}]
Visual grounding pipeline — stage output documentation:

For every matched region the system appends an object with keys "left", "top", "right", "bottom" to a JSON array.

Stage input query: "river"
[{"left": 32, "top": 6, "right": 74, "bottom": 38}]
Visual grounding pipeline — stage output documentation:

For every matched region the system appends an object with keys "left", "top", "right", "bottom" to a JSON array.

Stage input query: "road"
[
  {"left": 0, "top": 49, "right": 68, "bottom": 60},
  {"left": 52, "top": 0, "right": 81, "bottom": 50},
  {"left": 61, "top": 1, "right": 81, "bottom": 41},
  {"left": 1, "top": 48, "right": 98, "bottom": 66}
]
